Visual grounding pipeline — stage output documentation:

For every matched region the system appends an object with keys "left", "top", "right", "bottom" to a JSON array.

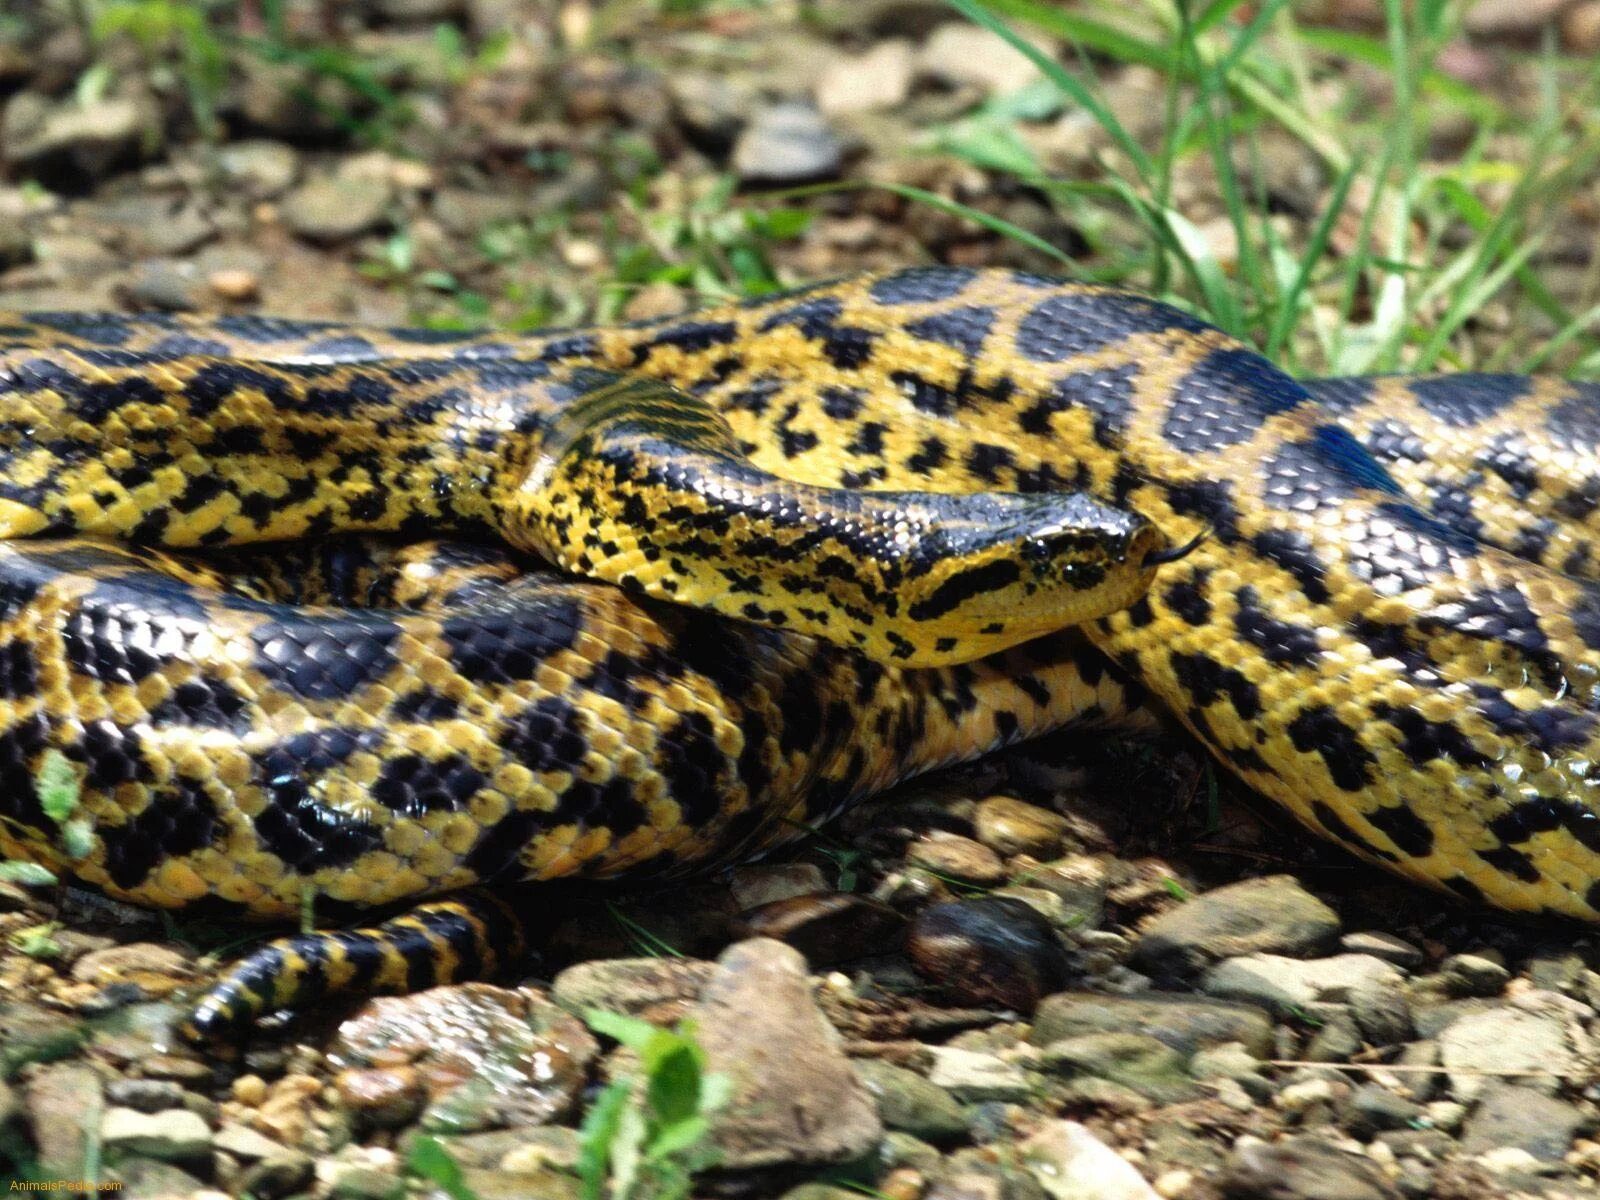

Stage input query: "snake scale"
[{"left": 3, "top": 266, "right": 1600, "bottom": 1039}]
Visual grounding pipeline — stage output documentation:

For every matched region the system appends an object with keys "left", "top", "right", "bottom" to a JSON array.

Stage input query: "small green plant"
[
  {"left": 577, "top": 1010, "right": 730, "bottom": 1200},
  {"left": 92, "top": 0, "right": 229, "bottom": 135},
  {"left": 406, "top": 1135, "right": 483, "bottom": 1200}
]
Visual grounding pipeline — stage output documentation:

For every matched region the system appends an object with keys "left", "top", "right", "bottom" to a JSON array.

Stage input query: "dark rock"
[
  {"left": 735, "top": 892, "right": 906, "bottom": 965},
  {"left": 910, "top": 897, "right": 1073, "bottom": 1012}
]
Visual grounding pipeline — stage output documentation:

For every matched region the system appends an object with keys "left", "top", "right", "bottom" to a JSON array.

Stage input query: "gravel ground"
[{"left": 3, "top": 2, "right": 1600, "bottom": 1198}]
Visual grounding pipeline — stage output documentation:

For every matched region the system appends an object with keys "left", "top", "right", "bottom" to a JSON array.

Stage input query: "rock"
[
  {"left": 924, "top": 1046, "right": 1033, "bottom": 1102},
  {"left": 1464, "top": 0, "right": 1571, "bottom": 39},
  {"left": 1020, "top": 855, "right": 1110, "bottom": 928},
  {"left": 459, "top": 1166, "right": 580, "bottom": 1200},
  {"left": 334, "top": 1066, "right": 427, "bottom": 1129},
  {"left": 218, "top": 139, "right": 300, "bottom": 198},
  {"left": 1436, "top": 1007, "right": 1574, "bottom": 1099},
  {"left": 1338, "top": 933, "right": 1423, "bottom": 969},
  {"left": 550, "top": 957, "right": 715, "bottom": 1024},
  {"left": 668, "top": 73, "right": 758, "bottom": 149},
  {"left": 694, "top": 939, "right": 881, "bottom": 1168},
  {"left": 1190, "top": 1044, "right": 1272, "bottom": 1100},
  {"left": 1201, "top": 954, "right": 1404, "bottom": 1014},
  {"left": 909, "top": 897, "right": 1072, "bottom": 1011},
  {"left": 1020, "top": 1120, "right": 1159, "bottom": 1199},
  {"left": 908, "top": 831, "right": 1007, "bottom": 885},
  {"left": 729, "top": 863, "right": 830, "bottom": 910},
  {"left": 1031, "top": 993, "right": 1274, "bottom": 1058},
  {"left": 114, "top": 1158, "right": 206, "bottom": 1197},
  {"left": 917, "top": 24, "right": 1046, "bottom": 95},
  {"left": 1040, "top": 1033, "right": 1197, "bottom": 1102},
  {"left": 815, "top": 40, "right": 915, "bottom": 116},
  {"left": 1437, "top": 953, "right": 1509, "bottom": 997},
  {"left": 1132, "top": 876, "right": 1341, "bottom": 977},
  {"left": 1460, "top": 1083, "right": 1582, "bottom": 1161},
  {"left": 101, "top": 1107, "right": 212, "bottom": 1162},
  {"left": 852, "top": 1058, "right": 966, "bottom": 1142},
  {"left": 208, "top": 267, "right": 262, "bottom": 303},
  {"left": 23, "top": 1063, "right": 101, "bottom": 1177},
  {"left": 333, "top": 985, "right": 598, "bottom": 1132},
  {"left": 1340, "top": 1084, "right": 1423, "bottom": 1137},
  {"left": 1220, "top": 1136, "right": 1401, "bottom": 1199},
  {"left": 1304, "top": 1011, "right": 1363, "bottom": 1063},
  {"left": 1564, "top": 0, "right": 1600, "bottom": 50},
  {"left": 238, "top": 1148, "right": 316, "bottom": 1199},
  {"left": 214, "top": 1124, "right": 296, "bottom": 1161},
  {"left": 104, "top": 1079, "right": 188, "bottom": 1114},
  {"left": 125, "top": 259, "right": 204, "bottom": 311},
  {"left": 732, "top": 103, "right": 845, "bottom": 185},
  {"left": 282, "top": 174, "right": 394, "bottom": 244},
  {"left": 1, "top": 93, "right": 154, "bottom": 184},
  {"left": 974, "top": 796, "right": 1072, "bottom": 859},
  {"left": 1349, "top": 980, "right": 1412, "bottom": 1047},
  {"left": 735, "top": 892, "right": 906, "bottom": 964}
]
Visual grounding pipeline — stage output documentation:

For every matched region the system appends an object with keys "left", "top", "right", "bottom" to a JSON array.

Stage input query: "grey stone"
[
  {"left": 1436, "top": 1007, "right": 1574, "bottom": 1099},
  {"left": 23, "top": 1063, "right": 101, "bottom": 1177},
  {"left": 1304, "top": 1011, "right": 1364, "bottom": 1063},
  {"left": 101, "top": 1107, "right": 212, "bottom": 1162},
  {"left": 1339, "top": 932, "right": 1424, "bottom": 969},
  {"left": 816, "top": 40, "right": 915, "bottom": 116},
  {"left": 1460, "top": 1084, "right": 1583, "bottom": 1161},
  {"left": 1040, "top": 1032, "right": 1197, "bottom": 1102},
  {"left": 732, "top": 103, "right": 845, "bottom": 184},
  {"left": 1132, "top": 876, "right": 1341, "bottom": 977},
  {"left": 695, "top": 939, "right": 882, "bottom": 1168},
  {"left": 2, "top": 93, "right": 154, "bottom": 180},
  {"left": 1342, "top": 1084, "right": 1424, "bottom": 1137},
  {"left": 551, "top": 957, "right": 714, "bottom": 1023},
  {"left": 1201, "top": 953, "right": 1404, "bottom": 1015},
  {"left": 1019, "top": 1120, "right": 1160, "bottom": 1199},
  {"left": 1220, "top": 1135, "right": 1401, "bottom": 1199},
  {"left": 1032, "top": 992, "right": 1274, "bottom": 1057},
  {"left": 917, "top": 24, "right": 1047, "bottom": 95},
  {"left": 218, "top": 140, "right": 300, "bottom": 198},
  {"left": 1438, "top": 953, "right": 1510, "bottom": 997},
  {"left": 852, "top": 1058, "right": 965, "bottom": 1142},
  {"left": 125, "top": 259, "right": 203, "bottom": 311},
  {"left": 103, "top": 1078, "right": 187, "bottom": 1114},
  {"left": 925, "top": 1045, "right": 1034, "bottom": 1102},
  {"left": 282, "top": 174, "right": 394, "bottom": 244}
]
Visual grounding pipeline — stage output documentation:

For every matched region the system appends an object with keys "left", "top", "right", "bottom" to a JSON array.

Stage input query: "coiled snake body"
[{"left": 3, "top": 267, "right": 1600, "bottom": 1037}]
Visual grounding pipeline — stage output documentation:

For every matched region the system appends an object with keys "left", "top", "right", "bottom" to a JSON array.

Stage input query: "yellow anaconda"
[{"left": 3, "top": 266, "right": 1600, "bottom": 1037}]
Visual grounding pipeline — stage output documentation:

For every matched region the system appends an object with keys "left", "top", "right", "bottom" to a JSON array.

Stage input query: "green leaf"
[
  {"left": 577, "top": 1079, "right": 632, "bottom": 1200},
  {"left": 584, "top": 1008, "right": 667, "bottom": 1052},
  {"left": 645, "top": 1042, "right": 703, "bottom": 1127},
  {"left": 935, "top": 118, "right": 1041, "bottom": 177},
  {"left": 406, "top": 1135, "right": 479, "bottom": 1200}
]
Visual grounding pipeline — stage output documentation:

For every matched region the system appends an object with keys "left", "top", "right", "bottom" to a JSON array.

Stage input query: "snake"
[{"left": 2, "top": 266, "right": 1600, "bottom": 1040}]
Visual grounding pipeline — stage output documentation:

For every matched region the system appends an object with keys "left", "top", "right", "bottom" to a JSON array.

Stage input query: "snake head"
[{"left": 886, "top": 491, "right": 1179, "bottom": 667}]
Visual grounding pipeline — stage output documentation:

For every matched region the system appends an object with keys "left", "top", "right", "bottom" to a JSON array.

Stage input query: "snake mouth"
[{"left": 1145, "top": 526, "right": 1211, "bottom": 567}]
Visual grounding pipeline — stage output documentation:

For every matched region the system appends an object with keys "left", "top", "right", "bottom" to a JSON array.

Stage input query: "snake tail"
[{"left": 180, "top": 889, "right": 526, "bottom": 1042}]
